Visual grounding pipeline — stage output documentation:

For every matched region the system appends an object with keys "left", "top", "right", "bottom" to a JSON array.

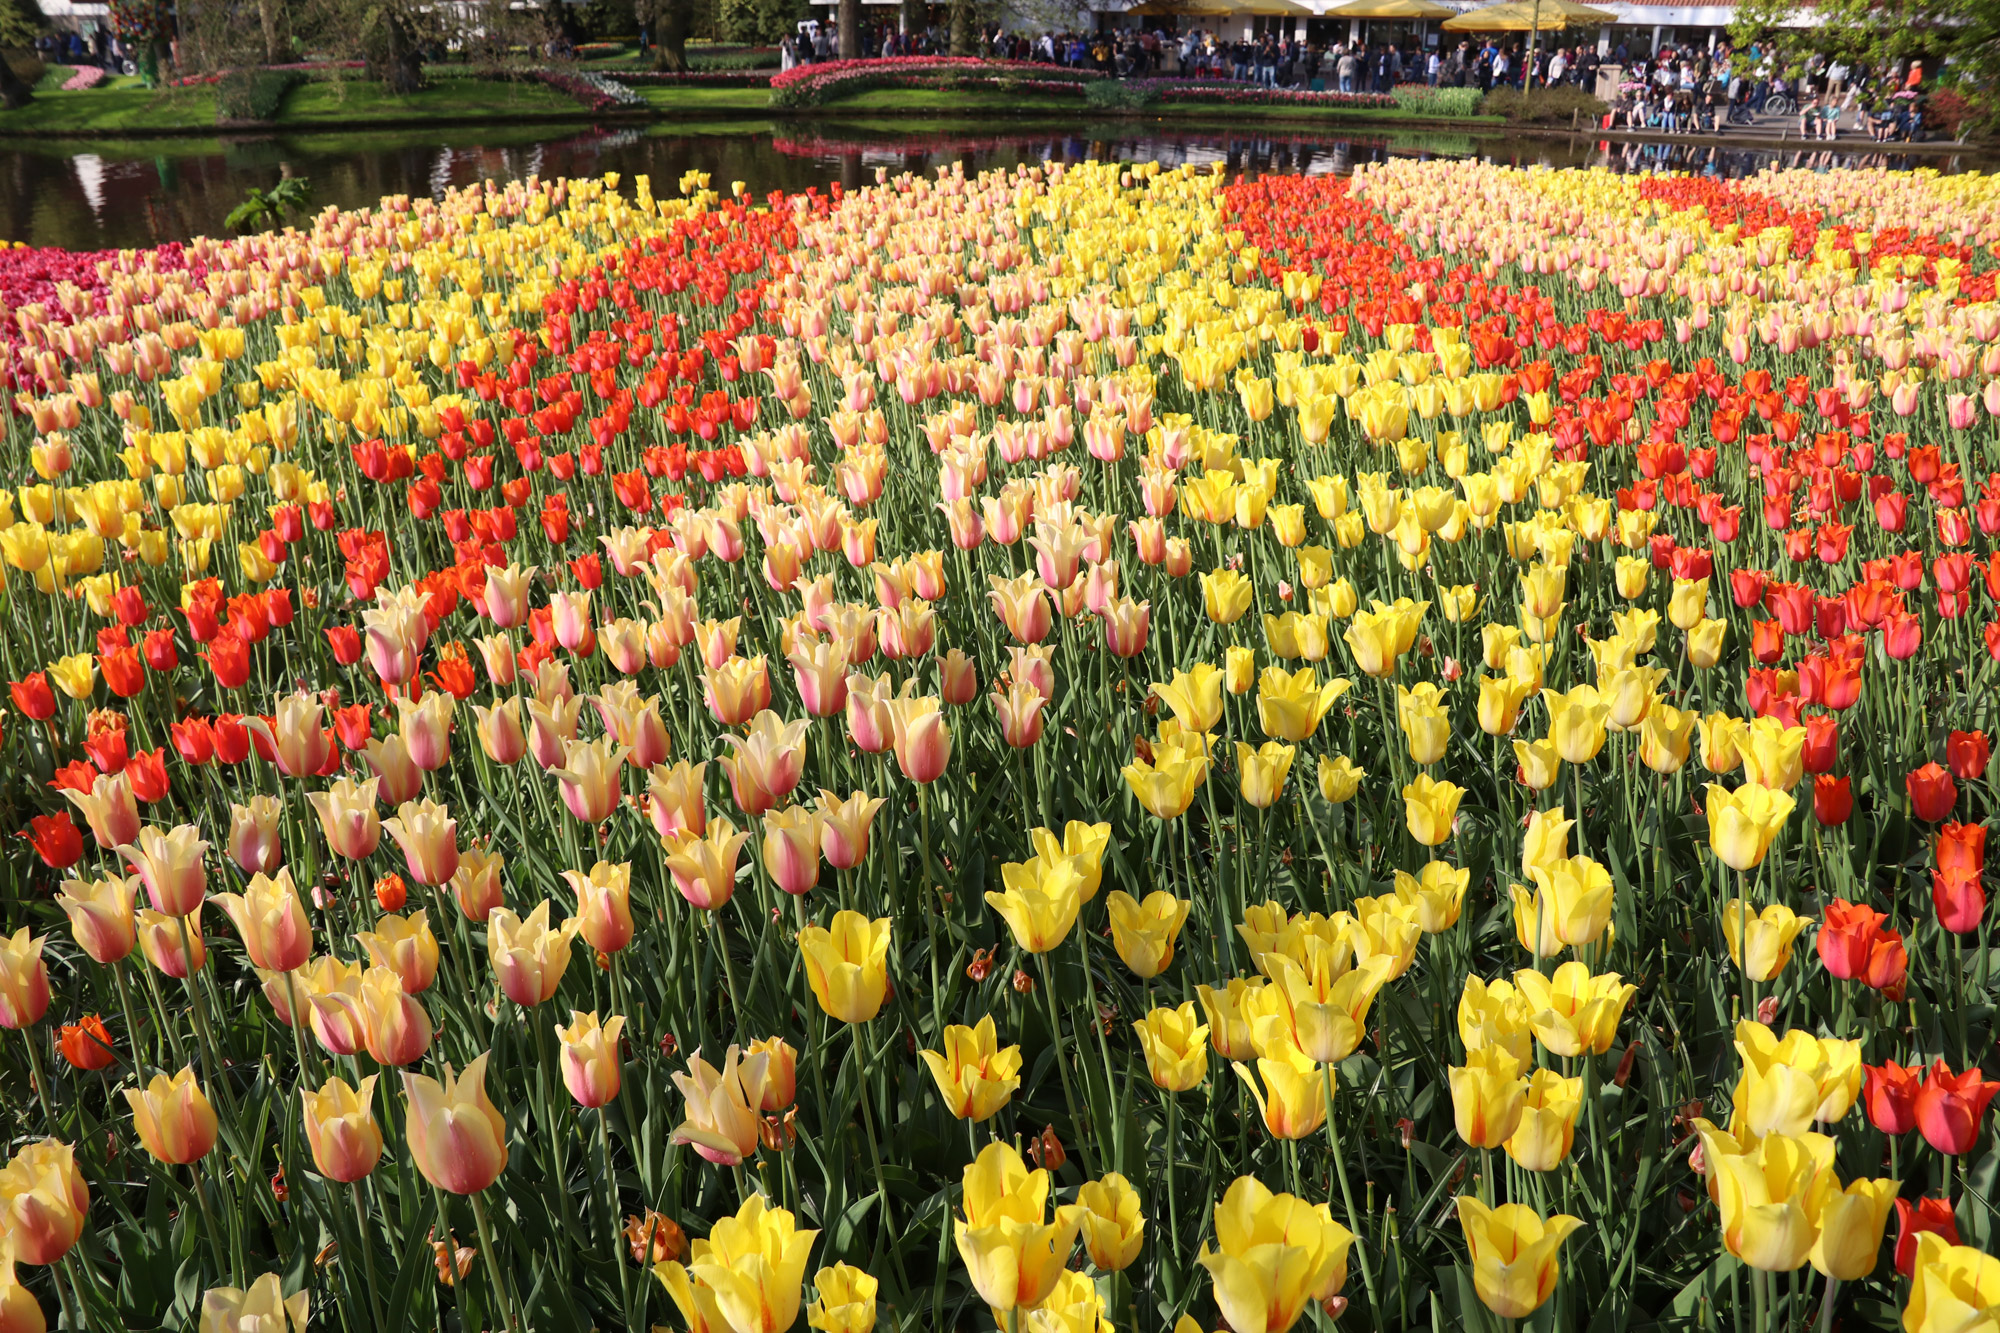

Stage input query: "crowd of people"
[
  {"left": 1608, "top": 41, "right": 1936, "bottom": 142},
  {"left": 778, "top": 22, "right": 1615, "bottom": 96}
]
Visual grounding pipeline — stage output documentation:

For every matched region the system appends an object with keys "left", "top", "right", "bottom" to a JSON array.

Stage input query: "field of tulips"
[{"left": 2, "top": 156, "right": 2000, "bottom": 1333}]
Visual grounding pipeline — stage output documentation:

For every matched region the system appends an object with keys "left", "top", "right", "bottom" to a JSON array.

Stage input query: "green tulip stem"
[
  {"left": 1321, "top": 1062, "right": 1380, "bottom": 1321},
  {"left": 471, "top": 1187, "right": 522, "bottom": 1333}
]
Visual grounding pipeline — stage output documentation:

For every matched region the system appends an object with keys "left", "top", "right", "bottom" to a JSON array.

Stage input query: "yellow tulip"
[
  {"left": 1512, "top": 962, "right": 1635, "bottom": 1058},
  {"left": 1390, "top": 860, "right": 1470, "bottom": 933},
  {"left": 1133, "top": 1003, "right": 1209, "bottom": 1092},
  {"left": 1614, "top": 555, "right": 1650, "bottom": 599},
  {"left": 986, "top": 855, "right": 1085, "bottom": 953},
  {"left": 1732, "top": 1021, "right": 1862, "bottom": 1134},
  {"left": 1458, "top": 976, "right": 1533, "bottom": 1066},
  {"left": 1123, "top": 746, "right": 1208, "bottom": 821},
  {"left": 1521, "top": 807, "right": 1575, "bottom": 879},
  {"left": 1512, "top": 738, "right": 1562, "bottom": 791},
  {"left": 1396, "top": 682, "right": 1451, "bottom": 764},
  {"left": 47, "top": 654, "right": 95, "bottom": 701},
  {"left": 1106, "top": 890, "right": 1191, "bottom": 978},
  {"left": 1256, "top": 666, "right": 1350, "bottom": 743},
  {"left": 1027, "top": 821, "right": 1113, "bottom": 901},
  {"left": 1198, "top": 1176, "right": 1353, "bottom": 1333},
  {"left": 1450, "top": 1046, "right": 1527, "bottom": 1149},
  {"left": 1505, "top": 1069, "right": 1583, "bottom": 1172},
  {"left": 689, "top": 1193, "right": 819, "bottom": 1333},
  {"left": 1234, "top": 1048, "right": 1329, "bottom": 1140},
  {"left": 1700, "top": 713, "right": 1747, "bottom": 774},
  {"left": 1455, "top": 1197, "right": 1583, "bottom": 1318},
  {"left": 806, "top": 1263, "right": 878, "bottom": 1333},
  {"left": 1150, "top": 664, "right": 1225, "bottom": 733},
  {"left": 1201, "top": 569, "right": 1254, "bottom": 625},
  {"left": 1401, "top": 774, "right": 1464, "bottom": 846},
  {"left": 1810, "top": 1177, "right": 1898, "bottom": 1281},
  {"left": 953, "top": 1142, "right": 1083, "bottom": 1312},
  {"left": 1709, "top": 1131, "right": 1836, "bottom": 1271},
  {"left": 919, "top": 1016, "right": 1022, "bottom": 1122},
  {"left": 402, "top": 1052, "right": 509, "bottom": 1195},
  {"left": 1225, "top": 644, "right": 1257, "bottom": 695},
  {"left": 1518, "top": 855, "right": 1615, "bottom": 949},
  {"left": 1704, "top": 783, "right": 1796, "bottom": 872},
  {"left": 1235, "top": 741, "right": 1297, "bottom": 808},
  {"left": 1477, "top": 674, "right": 1535, "bottom": 737},
  {"left": 1904, "top": 1233, "right": 2000, "bottom": 1332},
  {"left": 1639, "top": 704, "right": 1696, "bottom": 774},
  {"left": 1343, "top": 605, "right": 1404, "bottom": 678},
  {"left": 1077, "top": 1173, "right": 1145, "bottom": 1271},
  {"left": 1667, "top": 576, "right": 1710, "bottom": 630},
  {"left": 1739, "top": 717, "right": 1806, "bottom": 791},
  {"left": 1722, "top": 901, "right": 1813, "bottom": 983},
  {"left": 798, "top": 911, "right": 892, "bottom": 1023},
  {"left": 1687, "top": 617, "right": 1728, "bottom": 669},
  {"left": 1251, "top": 951, "right": 1394, "bottom": 1065},
  {"left": 1542, "top": 684, "right": 1610, "bottom": 764},
  {"left": 1316, "top": 755, "right": 1365, "bottom": 803}
]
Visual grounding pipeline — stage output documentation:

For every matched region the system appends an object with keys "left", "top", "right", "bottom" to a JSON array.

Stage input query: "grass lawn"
[
  {"left": 637, "top": 86, "right": 775, "bottom": 112},
  {"left": 0, "top": 86, "right": 218, "bottom": 133},
  {"left": 277, "top": 77, "right": 580, "bottom": 123}
]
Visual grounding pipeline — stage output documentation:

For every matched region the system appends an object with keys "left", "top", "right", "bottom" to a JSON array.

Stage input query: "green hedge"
[
  {"left": 217, "top": 68, "right": 304, "bottom": 121},
  {"left": 1391, "top": 84, "right": 1482, "bottom": 118},
  {"left": 1478, "top": 84, "right": 1607, "bottom": 123}
]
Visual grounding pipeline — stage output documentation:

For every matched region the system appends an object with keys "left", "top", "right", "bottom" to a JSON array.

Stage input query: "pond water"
[{"left": 2, "top": 119, "right": 1991, "bottom": 250}]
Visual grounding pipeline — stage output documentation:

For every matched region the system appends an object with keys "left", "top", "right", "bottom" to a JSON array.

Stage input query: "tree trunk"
[
  {"left": 900, "top": 0, "right": 923, "bottom": 37},
  {"left": 652, "top": 0, "right": 692, "bottom": 70},
  {"left": 369, "top": 8, "right": 425, "bottom": 93},
  {"left": 839, "top": 0, "right": 860, "bottom": 58},
  {"left": 949, "top": 0, "right": 969, "bottom": 54},
  {"left": 256, "top": 0, "right": 283, "bottom": 64},
  {"left": 0, "top": 53, "right": 31, "bottom": 110}
]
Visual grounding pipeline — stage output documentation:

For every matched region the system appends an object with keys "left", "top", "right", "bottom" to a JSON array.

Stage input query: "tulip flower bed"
[{"left": 3, "top": 155, "right": 2000, "bottom": 1333}]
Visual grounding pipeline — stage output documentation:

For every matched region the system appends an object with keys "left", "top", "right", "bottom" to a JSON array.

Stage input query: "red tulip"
[
  {"left": 1864, "top": 930, "right": 1908, "bottom": 1001},
  {"left": 170, "top": 718, "right": 215, "bottom": 766},
  {"left": 127, "top": 748, "right": 171, "bottom": 804},
  {"left": 1812, "top": 774, "right": 1852, "bottom": 826},
  {"left": 335, "top": 704, "right": 374, "bottom": 751},
  {"left": 1895, "top": 1198, "right": 1962, "bottom": 1277},
  {"left": 1817, "top": 898, "right": 1885, "bottom": 978},
  {"left": 1865, "top": 1061, "right": 1923, "bottom": 1134},
  {"left": 1940, "top": 820, "right": 1986, "bottom": 873},
  {"left": 204, "top": 628, "right": 252, "bottom": 689},
  {"left": 9, "top": 673, "right": 56, "bottom": 721},
  {"left": 325, "top": 625, "right": 364, "bottom": 665},
  {"left": 1908, "top": 763, "right": 1958, "bottom": 821},
  {"left": 1948, "top": 730, "right": 1990, "bottom": 781},
  {"left": 212, "top": 715, "right": 252, "bottom": 765},
  {"left": 1801, "top": 715, "right": 1838, "bottom": 774},
  {"left": 82, "top": 729, "right": 127, "bottom": 775},
  {"left": 100, "top": 647, "right": 145, "bottom": 699},
  {"left": 1915, "top": 1060, "right": 2000, "bottom": 1156},
  {"left": 1883, "top": 611, "right": 1923, "bottom": 660},
  {"left": 142, "top": 627, "right": 179, "bottom": 672},
  {"left": 21, "top": 812, "right": 83, "bottom": 869}
]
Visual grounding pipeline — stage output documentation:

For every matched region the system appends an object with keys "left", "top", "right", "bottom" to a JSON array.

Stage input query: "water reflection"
[{"left": 0, "top": 120, "right": 1990, "bottom": 250}]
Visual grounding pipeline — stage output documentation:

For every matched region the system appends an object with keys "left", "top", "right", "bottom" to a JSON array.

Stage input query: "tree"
[
  {"left": 1730, "top": 0, "right": 1998, "bottom": 133},
  {"left": 0, "top": 0, "right": 39, "bottom": 110},
  {"left": 638, "top": 0, "right": 694, "bottom": 70},
  {"left": 838, "top": 0, "right": 858, "bottom": 57}
]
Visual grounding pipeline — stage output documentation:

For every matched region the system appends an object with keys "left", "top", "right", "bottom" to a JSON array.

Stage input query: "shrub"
[
  {"left": 768, "top": 57, "right": 1100, "bottom": 107},
  {"left": 1390, "top": 83, "right": 1481, "bottom": 118},
  {"left": 1480, "top": 84, "right": 1606, "bottom": 124},
  {"left": 1928, "top": 88, "right": 1990, "bottom": 142},
  {"left": 1085, "top": 79, "right": 1158, "bottom": 110},
  {"left": 216, "top": 67, "right": 304, "bottom": 122},
  {"left": 688, "top": 49, "right": 779, "bottom": 70}
]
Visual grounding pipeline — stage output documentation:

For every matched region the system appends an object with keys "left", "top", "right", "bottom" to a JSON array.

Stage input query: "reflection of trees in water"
[{"left": 0, "top": 126, "right": 1991, "bottom": 248}]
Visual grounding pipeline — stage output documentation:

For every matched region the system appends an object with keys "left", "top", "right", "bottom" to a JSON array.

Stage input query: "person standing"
[
  {"left": 1426, "top": 46, "right": 1440, "bottom": 86},
  {"left": 1337, "top": 44, "right": 1359, "bottom": 92}
]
